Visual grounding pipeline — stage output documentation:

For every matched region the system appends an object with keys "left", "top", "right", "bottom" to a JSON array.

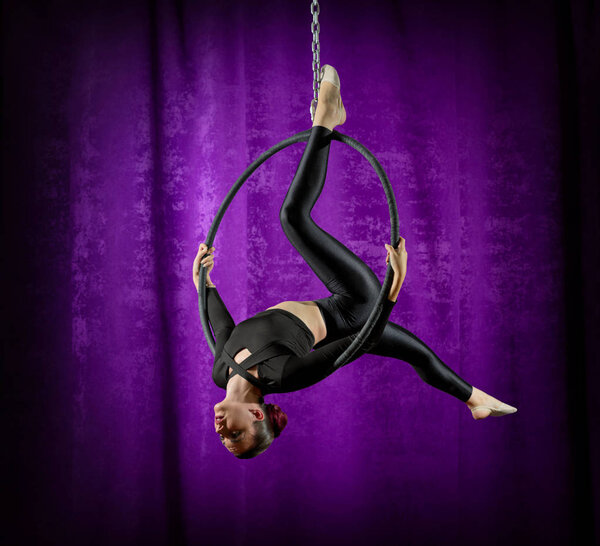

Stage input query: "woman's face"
[{"left": 213, "top": 400, "right": 263, "bottom": 455}]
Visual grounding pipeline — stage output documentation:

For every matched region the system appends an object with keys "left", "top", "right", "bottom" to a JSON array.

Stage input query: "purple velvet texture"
[{"left": 2, "top": 0, "right": 597, "bottom": 544}]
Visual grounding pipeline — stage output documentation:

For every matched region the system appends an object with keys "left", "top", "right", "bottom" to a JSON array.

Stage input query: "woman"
[{"left": 193, "top": 65, "right": 517, "bottom": 459}]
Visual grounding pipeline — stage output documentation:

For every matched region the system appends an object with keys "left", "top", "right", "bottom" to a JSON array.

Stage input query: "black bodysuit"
[{"left": 208, "top": 286, "right": 396, "bottom": 394}]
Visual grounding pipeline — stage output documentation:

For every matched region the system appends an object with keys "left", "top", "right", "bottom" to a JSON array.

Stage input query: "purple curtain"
[{"left": 2, "top": 0, "right": 598, "bottom": 544}]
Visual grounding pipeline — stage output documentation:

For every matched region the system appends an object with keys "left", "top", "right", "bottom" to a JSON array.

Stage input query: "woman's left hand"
[
  {"left": 193, "top": 243, "right": 215, "bottom": 291},
  {"left": 385, "top": 237, "right": 407, "bottom": 284}
]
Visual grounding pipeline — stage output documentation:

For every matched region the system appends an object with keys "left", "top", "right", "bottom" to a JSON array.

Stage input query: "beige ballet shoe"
[
  {"left": 319, "top": 64, "right": 341, "bottom": 89},
  {"left": 471, "top": 402, "right": 518, "bottom": 418},
  {"left": 317, "top": 64, "right": 346, "bottom": 126}
]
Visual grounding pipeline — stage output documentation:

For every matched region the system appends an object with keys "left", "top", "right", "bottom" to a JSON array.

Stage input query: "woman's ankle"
[
  {"left": 465, "top": 386, "right": 484, "bottom": 406},
  {"left": 312, "top": 112, "right": 337, "bottom": 131},
  {"left": 313, "top": 86, "right": 344, "bottom": 130},
  {"left": 311, "top": 124, "right": 334, "bottom": 133}
]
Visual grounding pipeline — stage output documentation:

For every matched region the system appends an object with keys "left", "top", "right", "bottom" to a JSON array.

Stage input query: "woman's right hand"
[
  {"left": 193, "top": 243, "right": 215, "bottom": 292},
  {"left": 385, "top": 237, "right": 407, "bottom": 299}
]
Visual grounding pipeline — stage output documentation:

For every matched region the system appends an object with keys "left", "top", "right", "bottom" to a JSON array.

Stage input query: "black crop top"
[{"left": 206, "top": 287, "right": 396, "bottom": 394}]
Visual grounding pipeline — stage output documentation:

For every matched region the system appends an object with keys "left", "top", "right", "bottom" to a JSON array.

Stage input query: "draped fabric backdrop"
[{"left": 2, "top": 0, "right": 598, "bottom": 544}]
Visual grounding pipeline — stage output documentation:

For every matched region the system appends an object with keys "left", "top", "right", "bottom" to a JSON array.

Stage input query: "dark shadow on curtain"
[
  {"left": 148, "top": 0, "right": 185, "bottom": 544},
  {"left": 555, "top": 0, "right": 599, "bottom": 543}
]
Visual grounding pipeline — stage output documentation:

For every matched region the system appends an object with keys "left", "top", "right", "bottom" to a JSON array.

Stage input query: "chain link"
[{"left": 310, "top": 0, "right": 321, "bottom": 122}]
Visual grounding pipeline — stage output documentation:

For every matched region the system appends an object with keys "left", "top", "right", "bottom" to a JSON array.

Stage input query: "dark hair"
[{"left": 235, "top": 399, "right": 288, "bottom": 459}]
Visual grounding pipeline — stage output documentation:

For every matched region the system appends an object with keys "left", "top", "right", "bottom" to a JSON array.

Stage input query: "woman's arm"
[
  {"left": 206, "top": 287, "right": 235, "bottom": 335},
  {"left": 206, "top": 287, "right": 235, "bottom": 359},
  {"left": 193, "top": 243, "right": 235, "bottom": 356}
]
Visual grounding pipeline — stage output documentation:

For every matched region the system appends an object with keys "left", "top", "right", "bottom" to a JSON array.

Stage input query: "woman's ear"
[{"left": 249, "top": 408, "right": 264, "bottom": 421}]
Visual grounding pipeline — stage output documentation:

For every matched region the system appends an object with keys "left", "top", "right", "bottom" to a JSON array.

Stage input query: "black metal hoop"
[{"left": 199, "top": 128, "right": 399, "bottom": 370}]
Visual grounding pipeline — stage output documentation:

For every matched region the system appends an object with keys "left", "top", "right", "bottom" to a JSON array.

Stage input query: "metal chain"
[{"left": 310, "top": 0, "right": 321, "bottom": 122}]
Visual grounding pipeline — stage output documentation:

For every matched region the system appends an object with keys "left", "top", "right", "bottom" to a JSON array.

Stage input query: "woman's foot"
[
  {"left": 312, "top": 68, "right": 346, "bottom": 130},
  {"left": 466, "top": 386, "right": 518, "bottom": 420}
]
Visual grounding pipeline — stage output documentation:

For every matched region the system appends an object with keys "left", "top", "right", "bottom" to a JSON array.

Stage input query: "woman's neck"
[{"left": 225, "top": 374, "right": 262, "bottom": 403}]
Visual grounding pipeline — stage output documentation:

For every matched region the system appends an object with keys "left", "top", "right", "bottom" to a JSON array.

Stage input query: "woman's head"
[{"left": 214, "top": 398, "right": 288, "bottom": 458}]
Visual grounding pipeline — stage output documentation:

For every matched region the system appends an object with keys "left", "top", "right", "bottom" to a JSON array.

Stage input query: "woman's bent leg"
[
  {"left": 279, "top": 125, "right": 381, "bottom": 346},
  {"left": 369, "top": 321, "right": 474, "bottom": 402}
]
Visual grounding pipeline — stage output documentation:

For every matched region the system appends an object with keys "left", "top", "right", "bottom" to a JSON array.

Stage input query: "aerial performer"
[{"left": 193, "top": 64, "right": 517, "bottom": 459}]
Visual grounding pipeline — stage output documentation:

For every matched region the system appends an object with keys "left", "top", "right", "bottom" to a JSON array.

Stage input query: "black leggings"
[{"left": 279, "top": 125, "right": 473, "bottom": 403}]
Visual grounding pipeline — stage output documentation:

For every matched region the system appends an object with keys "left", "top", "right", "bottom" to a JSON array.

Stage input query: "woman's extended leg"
[
  {"left": 279, "top": 72, "right": 379, "bottom": 346},
  {"left": 279, "top": 124, "right": 381, "bottom": 347},
  {"left": 367, "top": 325, "right": 517, "bottom": 416},
  {"left": 368, "top": 321, "right": 474, "bottom": 402}
]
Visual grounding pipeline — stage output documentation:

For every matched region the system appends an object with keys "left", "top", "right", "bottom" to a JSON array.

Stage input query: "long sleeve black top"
[{"left": 206, "top": 286, "right": 396, "bottom": 394}]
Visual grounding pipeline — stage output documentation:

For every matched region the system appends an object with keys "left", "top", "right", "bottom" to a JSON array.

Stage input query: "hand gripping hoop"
[{"left": 199, "top": 128, "right": 399, "bottom": 370}]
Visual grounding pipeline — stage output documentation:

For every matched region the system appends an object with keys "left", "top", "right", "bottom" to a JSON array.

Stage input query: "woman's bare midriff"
[
  {"left": 266, "top": 300, "right": 327, "bottom": 345},
  {"left": 229, "top": 300, "right": 328, "bottom": 376}
]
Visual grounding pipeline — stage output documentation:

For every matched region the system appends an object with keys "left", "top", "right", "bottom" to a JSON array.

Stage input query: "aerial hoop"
[{"left": 198, "top": 128, "right": 399, "bottom": 370}]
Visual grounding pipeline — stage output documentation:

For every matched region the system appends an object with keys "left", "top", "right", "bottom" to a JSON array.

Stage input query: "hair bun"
[{"left": 266, "top": 403, "right": 288, "bottom": 438}]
